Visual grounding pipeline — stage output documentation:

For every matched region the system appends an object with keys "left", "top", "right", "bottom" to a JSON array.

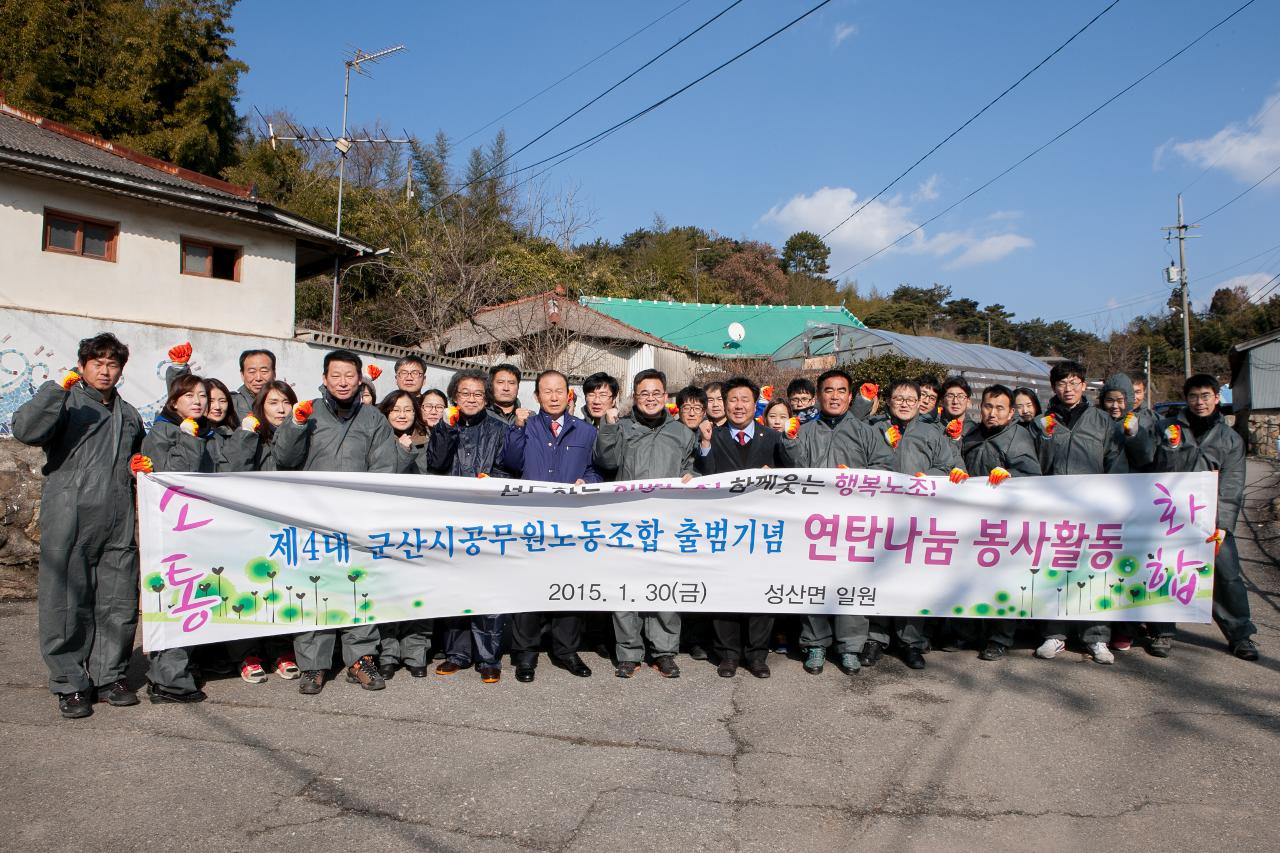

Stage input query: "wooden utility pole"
[{"left": 1162, "top": 194, "right": 1198, "bottom": 377}]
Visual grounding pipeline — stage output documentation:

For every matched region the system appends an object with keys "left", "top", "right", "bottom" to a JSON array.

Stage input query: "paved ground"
[{"left": 2, "top": 463, "right": 1279, "bottom": 853}]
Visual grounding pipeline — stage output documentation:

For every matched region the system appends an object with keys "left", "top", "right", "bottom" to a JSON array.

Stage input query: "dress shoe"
[
  {"left": 146, "top": 684, "right": 207, "bottom": 704},
  {"left": 859, "top": 640, "right": 884, "bottom": 667},
  {"left": 552, "top": 654, "right": 592, "bottom": 677},
  {"left": 479, "top": 665, "right": 501, "bottom": 683},
  {"left": 378, "top": 662, "right": 399, "bottom": 680},
  {"left": 434, "top": 660, "right": 463, "bottom": 676},
  {"left": 515, "top": 664, "right": 536, "bottom": 683},
  {"left": 58, "top": 691, "right": 93, "bottom": 719},
  {"left": 903, "top": 648, "right": 926, "bottom": 670},
  {"left": 717, "top": 660, "right": 738, "bottom": 678},
  {"left": 1232, "top": 639, "right": 1260, "bottom": 661},
  {"left": 406, "top": 665, "right": 429, "bottom": 677},
  {"left": 745, "top": 661, "right": 771, "bottom": 679},
  {"left": 98, "top": 680, "right": 139, "bottom": 707}
]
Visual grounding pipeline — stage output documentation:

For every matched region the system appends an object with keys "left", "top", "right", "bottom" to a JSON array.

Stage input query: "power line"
[
  {"left": 1179, "top": 90, "right": 1280, "bottom": 193},
  {"left": 1191, "top": 239, "right": 1280, "bottom": 283},
  {"left": 1045, "top": 289, "right": 1170, "bottom": 323},
  {"left": 1247, "top": 271, "right": 1280, "bottom": 304},
  {"left": 820, "top": 0, "right": 1122, "bottom": 241},
  {"left": 830, "top": 0, "right": 1259, "bottom": 280},
  {"left": 1198, "top": 159, "right": 1280, "bottom": 222},
  {"left": 455, "top": 0, "right": 695, "bottom": 146}
]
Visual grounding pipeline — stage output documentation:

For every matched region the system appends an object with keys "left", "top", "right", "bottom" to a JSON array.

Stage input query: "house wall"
[
  {"left": 0, "top": 171, "right": 297, "bottom": 338},
  {"left": 1246, "top": 341, "right": 1280, "bottom": 410}
]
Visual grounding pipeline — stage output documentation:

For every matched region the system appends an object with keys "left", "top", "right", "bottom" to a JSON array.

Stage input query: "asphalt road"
[{"left": 1, "top": 462, "right": 1278, "bottom": 852}]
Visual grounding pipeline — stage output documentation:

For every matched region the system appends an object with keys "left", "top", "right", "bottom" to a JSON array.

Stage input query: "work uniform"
[
  {"left": 791, "top": 411, "right": 894, "bottom": 657},
  {"left": 12, "top": 380, "right": 144, "bottom": 696},
  {"left": 273, "top": 388, "right": 399, "bottom": 672},
  {"left": 593, "top": 411, "right": 696, "bottom": 664},
  {"left": 378, "top": 427, "right": 434, "bottom": 670}
]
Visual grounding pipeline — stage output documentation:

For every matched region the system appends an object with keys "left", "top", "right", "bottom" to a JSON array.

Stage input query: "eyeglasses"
[
  {"left": 1054, "top": 378, "right": 1084, "bottom": 389},
  {"left": 455, "top": 391, "right": 485, "bottom": 400},
  {"left": 890, "top": 396, "right": 920, "bottom": 405},
  {"left": 396, "top": 369, "right": 424, "bottom": 378},
  {"left": 1187, "top": 392, "right": 1216, "bottom": 403},
  {"left": 681, "top": 404, "right": 705, "bottom": 413},
  {"left": 635, "top": 391, "right": 666, "bottom": 400},
  {"left": 943, "top": 393, "right": 969, "bottom": 402},
  {"left": 421, "top": 403, "right": 446, "bottom": 412}
]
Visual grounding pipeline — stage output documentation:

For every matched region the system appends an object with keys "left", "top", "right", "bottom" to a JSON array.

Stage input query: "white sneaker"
[
  {"left": 1088, "top": 642, "right": 1115, "bottom": 665},
  {"left": 1035, "top": 638, "right": 1066, "bottom": 659}
]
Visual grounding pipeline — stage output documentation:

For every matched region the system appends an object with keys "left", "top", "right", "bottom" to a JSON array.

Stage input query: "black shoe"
[
  {"left": 650, "top": 655, "right": 681, "bottom": 678},
  {"left": 859, "top": 640, "right": 884, "bottom": 667},
  {"left": 745, "top": 660, "right": 771, "bottom": 679},
  {"left": 1147, "top": 637, "right": 1172, "bottom": 658},
  {"left": 378, "top": 662, "right": 398, "bottom": 680},
  {"left": 515, "top": 664, "right": 536, "bottom": 683},
  {"left": 717, "top": 660, "right": 738, "bottom": 678},
  {"left": 615, "top": 661, "right": 639, "bottom": 678},
  {"left": 98, "top": 680, "right": 139, "bottom": 706},
  {"left": 1232, "top": 639, "right": 1260, "bottom": 661},
  {"left": 146, "top": 684, "right": 207, "bottom": 704},
  {"left": 688, "top": 643, "right": 709, "bottom": 661},
  {"left": 978, "top": 642, "right": 1006, "bottom": 661},
  {"left": 552, "top": 654, "right": 592, "bottom": 677},
  {"left": 407, "top": 665, "right": 429, "bottom": 677},
  {"left": 903, "top": 648, "right": 926, "bottom": 670},
  {"left": 58, "top": 691, "right": 93, "bottom": 719},
  {"left": 299, "top": 670, "right": 326, "bottom": 695}
]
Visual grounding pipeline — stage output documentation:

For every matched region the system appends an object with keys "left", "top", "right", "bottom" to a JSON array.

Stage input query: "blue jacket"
[{"left": 503, "top": 411, "right": 602, "bottom": 484}]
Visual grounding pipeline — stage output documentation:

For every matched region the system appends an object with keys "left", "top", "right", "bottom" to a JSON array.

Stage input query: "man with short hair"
[
  {"left": 503, "top": 369, "right": 601, "bottom": 682},
  {"left": 960, "top": 384, "right": 1043, "bottom": 661},
  {"left": 269, "top": 350, "right": 401, "bottom": 695},
  {"left": 487, "top": 363, "right": 530, "bottom": 426},
  {"left": 916, "top": 375, "right": 941, "bottom": 424},
  {"left": 704, "top": 381, "right": 727, "bottom": 427},
  {"left": 580, "top": 372, "right": 620, "bottom": 430},
  {"left": 394, "top": 355, "right": 427, "bottom": 395},
  {"left": 232, "top": 349, "right": 276, "bottom": 417},
  {"left": 695, "top": 376, "right": 794, "bottom": 678},
  {"left": 14, "top": 333, "right": 146, "bottom": 719},
  {"left": 593, "top": 369, "right": 697, "bottom": 678},
  {"left": 675, "top": 385, "right": 708, "bottom": 430},
  {"left": 1031, "top": 360, "right": 1126, "bottom": 665},
  {"left": 787, "top": 377, "right": 818, "bottom": 424},
  {"left": 1139, "top": 375, "right": 1258, "bottom": 661},
  {"left": 937, "top": 377, "right": 975, "bottom": 445},
  {"left": 792, "top": 369, "right": 894, "bottom": 676}
]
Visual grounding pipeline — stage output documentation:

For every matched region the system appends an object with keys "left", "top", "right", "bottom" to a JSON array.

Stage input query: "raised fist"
[
  {"left": 179, "top": 418, "right": 200, "bottom": 436},
  {"left": 168, "top": 342, "right": 192, "bottom": 364},
  {"left": 445, "top": 406, "right": 460, "bottom": 427},
  {"left": 859, "top": 382, "right": 879, "bottom": 401},
  {"left": 366, "top": 365, "right": 382, "bottom": 381},
  {"left": 698, "top": 419, "right": 714, "bottom": 445},
  {"left": 293, "top": 400, "right": 314, "bottom": 424},
  {"left": 1122, "top": 413, "right": 1138, "bottom": 437},
  {"left": 60, "top": 371, "right": 82, "bottom": 391},
  {"left": 241, "top": 414, "right": 260, "bottom": 433},
  {"left": 129, "top": 454, "right": 153, "bottom": 475},
  {"left": 945, "top": 418, "right": 964, "bottom": 440}
]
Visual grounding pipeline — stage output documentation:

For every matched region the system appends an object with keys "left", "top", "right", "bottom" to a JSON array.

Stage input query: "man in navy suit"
[
  {"left": 502, "top": 369, "right": 602, "bottom": 682},
  {"left": 695, "top": 376, "right": 793, "bottom": 678}
]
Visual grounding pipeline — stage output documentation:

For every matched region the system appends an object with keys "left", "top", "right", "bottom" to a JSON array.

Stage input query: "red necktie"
[
  {"left": 737, "top": 430, "right": 748, "bottom": 446},
  {"left": 551, "top": 420, "right": 561, "bottom": 437}
]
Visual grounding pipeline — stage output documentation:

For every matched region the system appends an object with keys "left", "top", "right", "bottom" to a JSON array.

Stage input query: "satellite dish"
[{"left": 727, "top": 322, "right": 746, "bottom": 342}]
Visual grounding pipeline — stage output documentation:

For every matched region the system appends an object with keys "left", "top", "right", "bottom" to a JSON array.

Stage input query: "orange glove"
[
  {"left": 129, "top": 454, "right": 153, "bottom": 475},
  {"left": 1206, "top": 528, "right": 1225, "bottom": 556},
  {"left": 445, "top": 406, "right": 460, "bottom": 427},
  {"left": 567, "top": 388, "right": 575, "bottom": 404},
  {"left": 859, "top": 382, "right": 879, "bottom": 401},
  {"left": 760, "top": 385, "right": 774, "bottom": 402},
  {"left": 786, "top": 417, "right": 799, "bottom": 439},
  {"left": 1122, "top": 413, "right": 1139, "bottom": 437},
  {"left": 241, "top": 414, "right": 260, "bottom": 433},
  {"left": 477, "top": 472, "right": 490, "bottom": 479},
  {"left": 913, "top": 471, "right": 926, "bottom": 478},
  {"left": 293, "top": 400, "right": 314, "bottom": 424},
  {"left": 885, "top": 425, "right": 901, "bottom": 448},
  {"left": 60, "top": 370, "right": 82, "bottom": 391},
  {"left": 167, "top": 342, "right": 192, "bottom": 364},
  {"left": 755, "top": 415, "right": 765, "bottom": 426},
  {"left": 836, "top": 464, "right": 849, "bottom": 469},
  {"left": 945, "top": 418, "right": 964, "bottom": 440},
  {"left": 1165, "top": 424, "right": 1182, "bottom": 448},
  {"left": 987, "top": 467, "right": 1010, "bottom": 487},
  {"left": 179, "top": 418, "right": 199, "bottom": 437},
  {"left": 949, "top": 468, "right": 969, "bottom": 484},
  {"left": 367, "top": 365, "right": 382, "bottom": 381},
  {"left": 1041, "top": 413, "right": 1056, "bottom": 437},
  {"left": 665, "top": 401, "right": 679, "bottom": 417}
]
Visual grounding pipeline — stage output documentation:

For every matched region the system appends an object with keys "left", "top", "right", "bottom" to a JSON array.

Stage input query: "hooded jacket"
[{"left": 1032, "top": 398, "right": 1127, "bottom": 475}]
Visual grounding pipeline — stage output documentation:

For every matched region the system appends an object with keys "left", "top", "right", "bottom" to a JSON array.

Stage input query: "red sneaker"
[
  {"left": 240, "top": 656, "right": 267, "bottom": 684},
  {"left": 274, "top": 654, "right": 301, "bottom": 679},
  {"left": 1110, "top": 634, "right": 1133, "bottom": 652}
]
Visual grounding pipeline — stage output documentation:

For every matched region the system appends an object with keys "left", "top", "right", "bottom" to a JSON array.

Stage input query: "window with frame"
[
  {"left": 181, "top": 236, "right": 241, "bottom": 282},
  {"left": 42, "top": 209, "right": 118, "bottom": 261}
]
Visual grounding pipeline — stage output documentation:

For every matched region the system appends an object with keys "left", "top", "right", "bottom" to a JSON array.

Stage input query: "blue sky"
[{"left": 230, "top": 1, "right": 1280, "bottom": 331}]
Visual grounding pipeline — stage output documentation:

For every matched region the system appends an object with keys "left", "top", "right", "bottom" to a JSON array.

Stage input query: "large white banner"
[{"left": 136, "top": 469, "right": 1219, "bottom": 651}]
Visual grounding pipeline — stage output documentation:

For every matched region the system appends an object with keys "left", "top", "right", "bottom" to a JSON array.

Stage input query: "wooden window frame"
[
  {"left": 180, "top": 235, "right": 242, "bottom": 282},
  {"left": 42, "top": 208, "right": 119, "bottom": 262}
]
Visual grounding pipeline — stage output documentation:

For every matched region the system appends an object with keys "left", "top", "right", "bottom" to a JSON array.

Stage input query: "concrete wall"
[{"left": 0, "top": 171, "right": 297, "bottom": 338}]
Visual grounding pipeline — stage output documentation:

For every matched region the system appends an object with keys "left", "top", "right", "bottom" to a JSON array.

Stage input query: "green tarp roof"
[{"left": 579, "top": 296, "right": 866, "bottom": 357}]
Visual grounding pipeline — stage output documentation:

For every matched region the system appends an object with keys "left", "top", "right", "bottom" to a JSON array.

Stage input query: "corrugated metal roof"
[
  {"left": 773, "top": 325, "right": 1050, "bottom": 378},
  {"left": 579, "top": 296, "right": 866, "bottom": 357}
]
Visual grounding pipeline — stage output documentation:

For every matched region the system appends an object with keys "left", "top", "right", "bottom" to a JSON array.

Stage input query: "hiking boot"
[
  {"left": 58, "top": 691, "right": 93, "bottom": 719},
  {"left": 803, "top": 647, "right": 826, "bottom": 674},
  {"left": 298, "top": 670, "right": 326, "bottom": 695},
  {"left": 98, "top": 680, "right": 139, "bottom": 706},
  {"left": 240, "top": 656, "right": 268, "bottom": 684},
  {"left": 838, "top": 653, "right": 862, "bottom": 675},
  {"left": 651, "top": 655, "right": 680, "bottom": 678},
  {"left": 274, "top": 654, "right": 301, "bottom": 679},
  {"left": 1147, "top": 636, "right": 1172, "bottom": 658},
  {"left": 1035, "top": 638, "right": 1066, "bottom": 659},
  {"left": 346, "top": 655, "right": 386, "bottom": 690}
]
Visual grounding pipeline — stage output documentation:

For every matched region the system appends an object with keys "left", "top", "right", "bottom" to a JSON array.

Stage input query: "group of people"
[{"left": 13, "top": 332, "right": 1258, "bottom": 720}]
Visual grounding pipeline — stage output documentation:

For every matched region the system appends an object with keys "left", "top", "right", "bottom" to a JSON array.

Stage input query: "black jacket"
[
  {"left": 426, "top": 408, "right": 511, "bottom": 477},
  {"left": 696, "top": 423, "right": 794, "bottom": 474}
]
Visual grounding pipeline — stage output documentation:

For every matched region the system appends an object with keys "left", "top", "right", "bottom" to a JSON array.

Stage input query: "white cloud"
[
  {"left": 1220, "top": 273, "right": 1275, "bottom": 299},
  {"left": 760, "top": 185, "right": 1032, "bottom": 271},
  {"left": 1161, "top": 89, "right": 1280, "bottom": 184},
  {"left": 912, "top": 174, "right": 940, "bottom": 202},
  {"left": 833, "top": 22, "right": 857, "bottom": 47}
]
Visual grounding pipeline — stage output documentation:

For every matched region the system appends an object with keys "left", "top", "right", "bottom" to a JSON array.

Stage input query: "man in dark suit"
[{"left": 695, "top": 376, "right": 793, "bottom": 678}]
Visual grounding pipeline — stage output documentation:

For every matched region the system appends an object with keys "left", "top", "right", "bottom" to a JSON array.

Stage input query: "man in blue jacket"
[{"left": 502, "top": 369, "right": 602, "bottom": 682}]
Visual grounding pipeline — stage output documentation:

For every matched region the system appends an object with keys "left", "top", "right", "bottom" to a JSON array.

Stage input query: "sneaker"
[
  {"left": 978, "top": 642, "right": 1006, "bottom": 661},
  {"left": 1231, "top": 638, "right": 1260, "bottom": 661},
  {"left": 650, "top": 655, "right": 680, "bottom": 678},
  {"left": 240, "top": 656, "right": 268, "bottom": 684},
  {"left": 274, "top": 654, "right": 301, "bottom": 680},
  {"left": 803, "top": 647, "right": 826, "bottom": 674},
  {"left": 1147, "top": 637, "right": 1172, "bottom": 658},
  {"left": 1088, "top": 642, "right": 1115, "bottom": 665},
  {"left": 838, "top": 653, "right": 861, "bottom": 674},
  {"left": 346, "top": 655, "right": 386, "bottom": 690},
  {"left": 615, "top": 661, "right": 639, "bottom": 678},
  {"left": 58, "top": 691, "right": 93, "bottom": 719},
  {"left": 770, "top": 633, "right": 789, "bottom": 655},
  {"left": 1110, "top": 634, "right": 1133, "bottom": 652},
  {"left": 298, "top": 670, "right": 326, "bottom": 695},
  {"left": 98, "top": 680, "right": 139, "bottom": 706},
  {"left": 1035, "top": 638, "right": 1066, "bottom": 660}
]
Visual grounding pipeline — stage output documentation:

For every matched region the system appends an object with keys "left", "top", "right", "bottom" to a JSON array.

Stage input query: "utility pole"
[
  {"left": 1162, "top": 193, "right": 1199, "bottom": 378},
  {"left": 693, "top": 247, "right": 711, "bottom": 303}
]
